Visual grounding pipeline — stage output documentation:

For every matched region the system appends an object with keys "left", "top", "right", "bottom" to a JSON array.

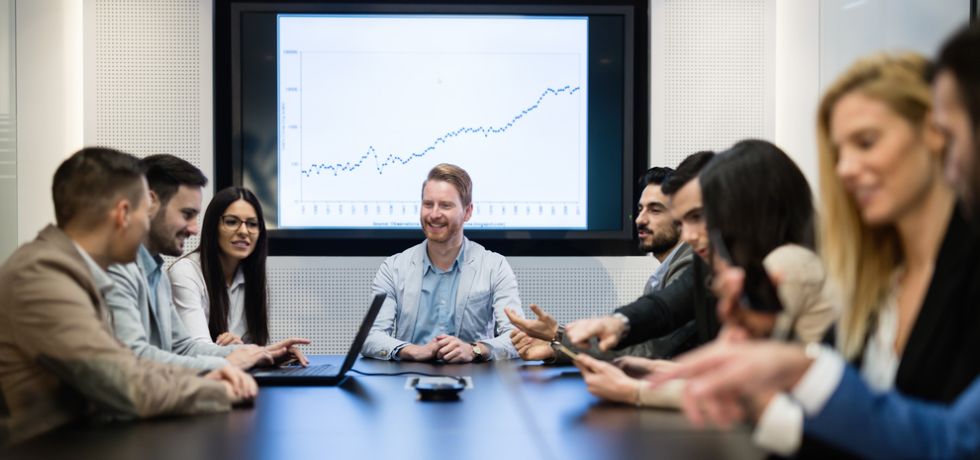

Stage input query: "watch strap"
[{"left": 471, "top": 342, "right": 487, "bottom": 362}]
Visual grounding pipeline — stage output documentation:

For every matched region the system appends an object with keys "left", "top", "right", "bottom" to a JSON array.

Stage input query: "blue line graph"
[
  {"left": 277, "top": 15, "right": 589, "bottom": 229},
  {"left": 300, "top": 85, "right": 581, "bottom": 177}
]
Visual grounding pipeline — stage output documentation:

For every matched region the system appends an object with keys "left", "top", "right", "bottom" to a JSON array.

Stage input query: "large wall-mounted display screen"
[{"left": 216, "top": 1, "right": 648, "bottom": 256}]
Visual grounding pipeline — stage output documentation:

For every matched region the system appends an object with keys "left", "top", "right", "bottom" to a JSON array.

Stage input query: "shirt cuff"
[
  {"left": 752, "top": 392, "right": 804, "bottom": 456},
  {"left": 790, "top": 344, "right": 845, "bottom": 416},
  {"left": 390, "top": 343, "right": 409, "bottom": 361},
  {"left": 475, "top": 341, "right": 494, "bottom": 361},
  {"left": 611, "top": 312, "right": 631, "bottom": 339}
]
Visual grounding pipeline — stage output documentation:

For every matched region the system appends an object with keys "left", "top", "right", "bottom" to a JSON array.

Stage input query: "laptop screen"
[{"left": 337, "top": 292, "right": 387, "bottom": 375}]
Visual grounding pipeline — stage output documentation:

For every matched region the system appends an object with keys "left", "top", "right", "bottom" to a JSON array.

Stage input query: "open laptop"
[{"left": 251, "top": 293, "right": 386, "bottom": 386}]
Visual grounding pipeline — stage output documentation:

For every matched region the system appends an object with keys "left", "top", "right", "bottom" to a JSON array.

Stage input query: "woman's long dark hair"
[
  {"left": 700, "top": 139, "right": 816, "bottom": 269},
  {"left": 196, "top": 186, "right": 269, "bottom": 345}
]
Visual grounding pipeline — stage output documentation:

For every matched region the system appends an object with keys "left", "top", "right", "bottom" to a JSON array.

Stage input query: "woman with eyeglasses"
[{"left": 170, "top": 186, "right": 271, "bottom": 346}]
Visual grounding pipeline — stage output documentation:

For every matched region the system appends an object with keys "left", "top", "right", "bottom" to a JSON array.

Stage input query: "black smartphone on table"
[{"left": 553, "top": 343, "right": 580, "bottom": 361}]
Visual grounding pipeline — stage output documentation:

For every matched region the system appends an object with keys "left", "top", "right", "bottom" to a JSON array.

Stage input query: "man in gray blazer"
[
  {"left": 106, "top": 155, "right": 307, "bottom": 372},
  {"left": 621, "top": 167, "right": 694, "bottom": 357},
  {"left": 634, "top": 167, "right": 692, "bottom": 296},
  {"left": 362, "top": 163, "right": 521, "bottom": 362}
]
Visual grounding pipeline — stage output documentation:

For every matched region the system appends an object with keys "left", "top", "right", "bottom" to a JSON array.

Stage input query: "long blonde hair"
[{"left": 816, "top": 53, "right": 932, "bottom": 360}]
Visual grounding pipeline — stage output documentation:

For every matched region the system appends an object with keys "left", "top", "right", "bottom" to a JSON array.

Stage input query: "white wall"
[
  {"left": 15, "top": 0, "right": 84, "bottom": 243},
  {"left": 768, "top": 0, "right": 969, "bottom": 198},
  {"left": 652, "top": 0, "right": 969, "bottom": 198},
  {"left": 819, "top": 0, "right": 970, "bottom": 93},
  {"left": 773, "top": 0, "right": 820, "bottom": 191}
]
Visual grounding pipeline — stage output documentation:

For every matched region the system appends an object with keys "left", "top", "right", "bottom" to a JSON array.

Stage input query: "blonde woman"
[
  {"left": 818, "top": 53, "right": 979, "bottom": 400},
  {"left": 740, "top": 52, "right": 980, "bottom": 457}
]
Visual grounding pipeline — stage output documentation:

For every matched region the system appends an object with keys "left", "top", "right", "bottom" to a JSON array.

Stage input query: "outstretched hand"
[{"left": 504, "top": 304, "right": 558, "bottom": 341}]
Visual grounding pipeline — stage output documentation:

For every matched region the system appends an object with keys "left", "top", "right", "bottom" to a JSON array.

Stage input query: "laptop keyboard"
[{"left": 275, "top": 363, "right": 338, "bottom": 376}]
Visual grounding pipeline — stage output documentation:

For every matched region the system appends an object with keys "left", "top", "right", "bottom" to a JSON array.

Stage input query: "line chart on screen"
[{"left": 276, "top": 15, "right": 589, "bottom": 230}]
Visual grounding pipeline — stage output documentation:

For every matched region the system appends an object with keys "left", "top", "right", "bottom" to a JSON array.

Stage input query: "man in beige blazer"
[{"left": 0, "top": 148, "right": 256, "bottom": 446}]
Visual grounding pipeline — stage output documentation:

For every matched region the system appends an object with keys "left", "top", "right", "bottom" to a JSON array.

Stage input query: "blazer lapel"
[
  {"left": 454, "top": 240, "right": 477, "bottom": 337},
  {"left": 157, "top": 275, "right": 173, "bottom": 350},
  {"left": 895, "top": 205, "right": 979, "bottom": 400},
  {"left": 398, "top": 243, "right": 426, "bottom": 341},
  {"left": 135, "top": 253, "right": 169, "bottom": 350}
]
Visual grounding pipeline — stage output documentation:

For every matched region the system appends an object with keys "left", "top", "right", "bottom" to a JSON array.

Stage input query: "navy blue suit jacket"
[{"left": 805, "top": 366, "right": 980, "bottom": 459}]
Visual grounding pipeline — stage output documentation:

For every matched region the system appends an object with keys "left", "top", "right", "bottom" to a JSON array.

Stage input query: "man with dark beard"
[
  {"left": 634, "top": 167, "right": 691, "bottom": 295},
  {"left": 106, "top": 155, "right": 308, "bottom": 372},
  {"left": 506, "top": 167, "right": 694, "bottom": 361},
  {"left": 362, "top": 163, "right": 522, "bottom": 363}
]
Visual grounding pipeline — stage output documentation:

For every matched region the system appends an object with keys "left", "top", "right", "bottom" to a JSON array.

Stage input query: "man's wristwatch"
[
  {"left": 471, "top": 343, "right": 486, "bottom": 362},
  {"left": 552, "top": 325, "right": 566, "bottom": 344}
]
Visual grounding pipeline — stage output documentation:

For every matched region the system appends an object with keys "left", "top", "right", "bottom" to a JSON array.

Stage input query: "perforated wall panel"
[
  {"left": 90, "top": 0, "right": 207, "bottom": 162},
  {"left": 87, "top": 0, "right": 212, "bottom": 252},
  {"left": 267, "top": 258, "right": 383, "bottom": 354},
  {"left": 268, "top": 256, "right": 658, "bottom": 354},
  {"left": 651, "top": 0, "right": 775, "bottom": 167}
]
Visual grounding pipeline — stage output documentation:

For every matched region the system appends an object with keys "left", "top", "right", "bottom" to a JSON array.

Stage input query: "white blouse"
[
  {"left": 169, "top": 252, "right": 249, "bottom": 343},
  {"left": 860, "top": 271, "right": 902, "bottom": 392}
]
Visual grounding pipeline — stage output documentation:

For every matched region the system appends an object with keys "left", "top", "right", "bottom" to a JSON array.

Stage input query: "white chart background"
[{"left": 277, "top": 15, "right": 589, "bottom": 229}]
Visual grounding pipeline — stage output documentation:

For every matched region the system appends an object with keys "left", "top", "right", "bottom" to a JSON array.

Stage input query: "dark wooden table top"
[{"left": 5, "top": 356, "right": 764, "bottom": 460}]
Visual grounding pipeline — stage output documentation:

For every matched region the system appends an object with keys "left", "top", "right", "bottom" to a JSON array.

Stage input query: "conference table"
[{"left": 5, "top": 356, "right": 764, "bottom": 460}]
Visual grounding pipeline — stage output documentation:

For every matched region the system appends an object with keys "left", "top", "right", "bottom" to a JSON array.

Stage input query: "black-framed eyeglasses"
[{"left": 221, "top": 215, "right": 260, "bottom": 233}]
